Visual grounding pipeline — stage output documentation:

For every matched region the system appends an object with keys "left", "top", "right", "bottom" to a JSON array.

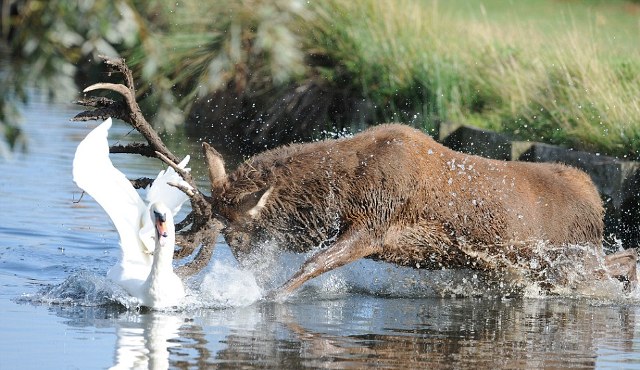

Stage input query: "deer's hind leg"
[{"left": 605, "top": 249, "right": 638, "bottom": 291}]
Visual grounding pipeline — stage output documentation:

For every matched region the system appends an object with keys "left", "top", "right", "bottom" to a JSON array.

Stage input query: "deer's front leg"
[{"left": 268, "top": 229, "right": 381, "bottom": 302}]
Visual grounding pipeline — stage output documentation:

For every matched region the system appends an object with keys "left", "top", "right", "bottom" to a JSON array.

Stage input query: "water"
[{"left": 2, "top": 95, "right": 640, "bottom": 369}]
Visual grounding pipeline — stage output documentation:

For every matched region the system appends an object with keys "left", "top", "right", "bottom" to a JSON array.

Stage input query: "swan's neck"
[
  {"left": 141, "top": 233, "right": 184, "bottom": 308},
  {"left": 147, "top": 237, "right": 176, "bottom": 283},
  {"left": 141, "top": 204, "right": 185, "bottom": 308}
]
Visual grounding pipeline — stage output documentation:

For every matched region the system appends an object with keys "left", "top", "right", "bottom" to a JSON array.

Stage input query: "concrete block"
[{"left": 439, "top": 122, "right": 513, "bottom": 160}]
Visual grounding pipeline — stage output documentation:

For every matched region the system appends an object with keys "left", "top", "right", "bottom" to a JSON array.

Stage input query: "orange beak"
[{"left": 154, "top": 211, "right": 168, "bottom": 238}]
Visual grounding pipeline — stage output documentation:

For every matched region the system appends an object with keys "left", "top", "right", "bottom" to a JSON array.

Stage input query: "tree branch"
[
  {"left": 130, "top": 177, "right": 154, "bottom": 189},
  {"left": 110, "top": 143, "right": 155, "bottom": 157},
  {"left": 155, "top": 151, "right": 195, "bottom": 186}
]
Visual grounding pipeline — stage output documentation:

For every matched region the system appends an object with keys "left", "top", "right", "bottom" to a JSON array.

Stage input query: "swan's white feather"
[
  {"left": 72, "top": 118, "right": 150, "bottom": 273},
  {"left": 136, "top": 203, "right": 186, "bottom": 308},
  {"left": 73, "top": 118, "right": 189, "bottom": 306},
  {"left": 146, "top": 155, "right": 192, "bottom": 215},
  {"left": 139, "top": 156, "right": 192, "bottom": 254}
]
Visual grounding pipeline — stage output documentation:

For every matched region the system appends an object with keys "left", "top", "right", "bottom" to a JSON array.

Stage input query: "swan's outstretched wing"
[
  {"left": 139, "top": 156, "right": 192, "bottom": 253},
  {"left": 146, "top": 155, "right": 192, "bottom": 216},
  {"left": 72, "top": 118, "right": 147, "bottom": 262}
]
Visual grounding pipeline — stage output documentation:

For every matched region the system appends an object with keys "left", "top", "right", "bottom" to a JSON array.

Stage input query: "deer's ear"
[
  {"left": 238, "top": 186, "right": 273, "bottom": 218},
  {"left": 203, "top": 142, "right": 228, "bottom": 190}
]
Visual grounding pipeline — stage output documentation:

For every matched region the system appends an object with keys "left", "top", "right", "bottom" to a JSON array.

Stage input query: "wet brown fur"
[{"left": 207, "top": 124, "right": 633, "bottom": 298}]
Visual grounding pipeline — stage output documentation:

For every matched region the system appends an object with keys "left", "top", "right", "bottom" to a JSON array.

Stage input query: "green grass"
[
  {"left": 436, "top": 0, "right": 640, "bottom": 154},
  {"left": 443, "top": 0, "right": 640, "bottom": 51},
  {"left": 5, "top": 0, "right": 640, "bottom": 158},
  {"left": 305, "top": 0, "right": 640, "bottom": 157}
]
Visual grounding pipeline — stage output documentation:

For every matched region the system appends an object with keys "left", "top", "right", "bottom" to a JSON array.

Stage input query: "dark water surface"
[{"left": 2, "top": 96, "right": 640, "bottom": 369}]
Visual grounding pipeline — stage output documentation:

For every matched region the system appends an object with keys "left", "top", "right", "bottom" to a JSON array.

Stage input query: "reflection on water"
[
  {"left": 110, "top": 312, "right": 183, "bottom": 370},
  {"left": 2, "top": 94, "right": 640, "bottom": 368},
  {"left": 33, "top": 295, "right": 640, "bottom": 368}
]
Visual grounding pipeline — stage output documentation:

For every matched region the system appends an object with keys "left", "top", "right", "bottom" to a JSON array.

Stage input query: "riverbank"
[
  {"left": 3, "top": 0, "right": 640, "bottom": 159},
  {"left": 151, "top": 0, "right": 640, "bottom": 158}
]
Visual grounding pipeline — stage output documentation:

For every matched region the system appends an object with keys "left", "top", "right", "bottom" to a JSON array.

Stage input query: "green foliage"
[
  {"left": 124, "top": 0, "right": 309, "bottom": 131},
  {"left": 305, "top": 0, "right": 498, "bottom": 128},
  {"left": 2, "top": 0, "right": 640, "bottom": 159},
  {"left": 305, "top": 0, "right": 640, "bottom": 157},
  {"left": 0, "top": 0, "right": 140, "bottom": 154}
]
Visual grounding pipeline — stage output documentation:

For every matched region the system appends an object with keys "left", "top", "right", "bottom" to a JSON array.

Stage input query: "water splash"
[
  {"left": 18, "top": 265, "right": 262, "bottom": 311},
  {"left": 18, "top": 241, "right": 640, "bottom": 309},
  {"left": 193, "top": 261, "right": 263, "bottom": 308},
  {"left": 18, "top": 270, "right": 139, "bottom": 308},
  {"left": 455, "top": 239, "right": 640, "bottom": 301}
]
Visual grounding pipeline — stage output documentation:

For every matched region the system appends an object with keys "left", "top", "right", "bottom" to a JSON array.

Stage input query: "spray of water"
[
  {"left": 193, "top": 261, "right": 262, "bottom": 308},
  {"left": 18, "top": 240, "right": 640, "bottom": 309}
]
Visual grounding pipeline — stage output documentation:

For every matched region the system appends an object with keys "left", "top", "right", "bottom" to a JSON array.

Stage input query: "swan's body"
[
  {"left": 135, "top": 203, "right": 186, "bottom": 307},
  {"left": 73, "top": 118, "right": 190, "bottom": 308}
]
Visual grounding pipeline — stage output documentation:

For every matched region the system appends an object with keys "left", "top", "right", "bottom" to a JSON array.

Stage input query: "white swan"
[
  {"left": 73, "top": 118, "right": 190, "bottom": 308},
  {"left": 136, "top": 202, "right": 186, "bottom": 308}
]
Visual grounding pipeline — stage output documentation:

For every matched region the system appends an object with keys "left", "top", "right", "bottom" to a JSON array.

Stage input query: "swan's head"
[{"left": 150, "top": 203, "right": 174, "bottom": 246}]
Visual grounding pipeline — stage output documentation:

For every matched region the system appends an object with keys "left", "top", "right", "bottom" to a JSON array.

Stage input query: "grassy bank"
[
  {"left": 305, "top": 0, "right": 640, "bottom": 157},
  {"left": 4, "top": 0, "right": 640, "bottom": 158},
  {"left": 124, "top": 0, "right": 640, "bottom": 157}
]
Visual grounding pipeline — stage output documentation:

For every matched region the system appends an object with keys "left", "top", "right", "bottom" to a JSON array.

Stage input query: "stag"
[{"left": 76, "top": 56, "right": 637, "bottom": 300}]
